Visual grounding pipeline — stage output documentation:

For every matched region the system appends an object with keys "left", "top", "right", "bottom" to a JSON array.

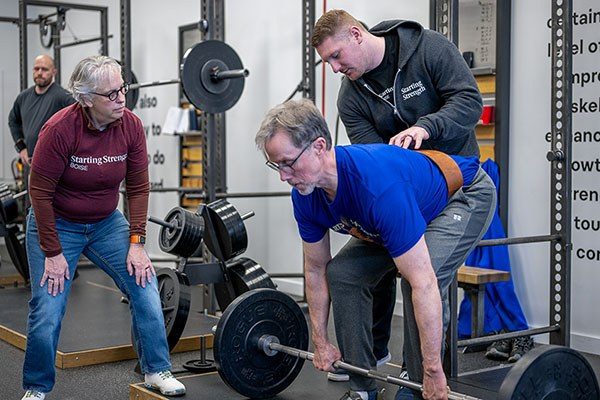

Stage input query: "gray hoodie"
[{"left": 337, "top": 20, "right": 483, "bottom": 157}]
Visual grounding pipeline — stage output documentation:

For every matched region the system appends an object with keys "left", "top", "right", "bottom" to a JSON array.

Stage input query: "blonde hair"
[{"left": 311, "top": 9, "right": 365, "bottom": 47}]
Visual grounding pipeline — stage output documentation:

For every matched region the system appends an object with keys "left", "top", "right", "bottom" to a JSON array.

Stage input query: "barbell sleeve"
[
  {"left": 211, "top": 68, "right": 249, "bottom": 81},
  {"left": 129, "top": 78, "right": 181, "bottom": 90},
  {"left": 148, "top": 216, "right": 176, "bottom": 230},
  {"left": 259, "top": 335, "right": 480, "bottom": 400},
  {"left": 241, "top": 211, "right": 255, "bottom": 220},
  {"left": 13, "top": 190, "right": 28, "bottom": 200}
]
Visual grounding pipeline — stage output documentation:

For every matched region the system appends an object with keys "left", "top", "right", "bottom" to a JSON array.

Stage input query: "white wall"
[
  {"left": 1, "top": 2, "right": 25, "bottom": 182},
  {"left": 510, "top": 0, "right": 600, "bottom": 355}
]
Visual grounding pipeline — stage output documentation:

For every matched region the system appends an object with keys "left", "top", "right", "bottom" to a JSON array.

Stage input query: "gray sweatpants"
[{"left": 326, "top": 167, "right": 496, "bottom": 391}]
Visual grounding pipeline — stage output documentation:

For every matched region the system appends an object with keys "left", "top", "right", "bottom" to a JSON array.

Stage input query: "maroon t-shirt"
[{"left": 32, "top": 103, "right": 147, "bottom": 221}]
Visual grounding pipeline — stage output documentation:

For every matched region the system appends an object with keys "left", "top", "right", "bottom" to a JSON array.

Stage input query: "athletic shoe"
[
  {"left": 339, "top": 388, "right": 386, "bottom": 400},
  {"left": 485, "top": 337, "right": 512, "bottom": 360},
  {"left": 144, "top": 370, "right": 186, "bottom": 396},
  {"left": 508, "top": 336, "right": 534, "bottom": 363},
  {"left": 21, "top": 391, "right": 45, "bottom": 400}
]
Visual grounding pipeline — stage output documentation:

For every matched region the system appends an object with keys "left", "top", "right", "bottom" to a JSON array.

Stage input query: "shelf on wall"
[
  {"left": 475, "top": 74, "right": 496, "bottom": 94},
  {"left": 471, "top": 66, "right": 496, "bottom": 76},
  {"left": 475, "top": 124, "right": 495, "bottom": 140}
]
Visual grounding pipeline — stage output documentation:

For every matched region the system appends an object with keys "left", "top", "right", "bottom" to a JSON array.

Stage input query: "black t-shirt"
[{"left": 363, "top": 34, "right": 399, "bottom": 105}]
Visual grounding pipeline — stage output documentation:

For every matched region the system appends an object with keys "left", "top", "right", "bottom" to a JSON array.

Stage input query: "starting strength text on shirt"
[{"left": 69, "top": 153, "right": 128, "bottom": 171}]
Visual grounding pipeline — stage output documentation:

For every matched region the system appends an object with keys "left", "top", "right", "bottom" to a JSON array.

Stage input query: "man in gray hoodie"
[{"left": 311, "top": 9, "right": 492, "bottom": 400}]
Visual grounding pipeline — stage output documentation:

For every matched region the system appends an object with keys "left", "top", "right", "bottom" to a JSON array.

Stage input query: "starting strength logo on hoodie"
[{"left": 401, "top": 80, "right": 426, "bottom": 100}]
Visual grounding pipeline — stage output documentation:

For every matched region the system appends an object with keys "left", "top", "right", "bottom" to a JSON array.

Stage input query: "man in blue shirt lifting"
[{"left": 255, "top": 99, "right": 496, "bottom": 400}]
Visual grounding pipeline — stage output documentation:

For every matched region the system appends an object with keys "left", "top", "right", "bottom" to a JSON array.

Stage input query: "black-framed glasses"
[
  {"left": 265, "top": 138, "right": 318, "bottom": 173},
  {"left": 89, "top": 83, "right": 129, "bottom": 101}
]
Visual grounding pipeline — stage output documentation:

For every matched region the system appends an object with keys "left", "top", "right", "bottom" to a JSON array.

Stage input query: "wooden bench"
[{"left": 457, "top": 266, "right": 510, "bottom": 338}]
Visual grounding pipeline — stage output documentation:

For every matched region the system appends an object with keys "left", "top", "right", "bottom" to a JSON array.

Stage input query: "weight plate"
[
  {"left": 203, "top": 199, "right": 248, "bottom": 261},
  {"left": 39, "top": 20, "right": 54, "bottom": 48},
  {"left": 158, "top": 207, "right": 204, "bottom": 258},
  {"left": 214, "top": 288, "right": 309, "bottom": 399},
  {"left": 1, "top": 196, "right": 19, "bottom": 224},
  {"left": 156, "top": 268, "right": 191, "bottom": 351},
  {"left": 180, "top": 40, "right": 245, "bottom": 113},
  {"left": 117, "top": 61, "right": 139, "bottom": 111},
  {"left": 125, "top": 68, "right": 139, "bottom": 111},
  {"left": 498, "top": 345, "right": 600, "bottom": 400},
  {"left": 214, "top": 257, "right": 276, "bottom": 311},
  {"left": 183, "top": 359, "right": 217, "bottom": 373},
  {"left": 5, "top": 224, "right": 29, "bottom": 283}
]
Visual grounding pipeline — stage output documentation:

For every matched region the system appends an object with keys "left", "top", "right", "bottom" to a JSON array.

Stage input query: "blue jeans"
[{"left": 23, "top": 209, "right": 171, "bottom": 393}]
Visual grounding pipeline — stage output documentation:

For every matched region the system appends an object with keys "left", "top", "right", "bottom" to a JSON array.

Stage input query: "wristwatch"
[
  {"left": 14, "top": 139, "right": 26, "bottom": 153},
  {"left": 130, "top": 234, "right": 146, "bottom": 244}
]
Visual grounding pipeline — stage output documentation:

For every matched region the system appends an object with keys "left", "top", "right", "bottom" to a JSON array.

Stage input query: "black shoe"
[
  {"left": 508, "top": 336, "right": 534, "bottom": 363},
  {"left": 485, "top": 337, "right": 512, "bottom": 360}
]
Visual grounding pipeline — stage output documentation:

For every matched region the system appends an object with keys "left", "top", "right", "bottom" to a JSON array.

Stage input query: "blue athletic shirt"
[{"left": 292, "top": 145, "right": 479, "bottom": 257}]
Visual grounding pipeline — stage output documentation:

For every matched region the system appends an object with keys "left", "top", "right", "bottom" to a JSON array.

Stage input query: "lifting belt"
[{"left": 418, "top": 150, "right": 464, "bottom": 198}]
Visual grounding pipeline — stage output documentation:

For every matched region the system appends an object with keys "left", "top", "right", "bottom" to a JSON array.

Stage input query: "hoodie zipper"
[{"left": 360, "top": 69, "right": 409, "bottom": 129}]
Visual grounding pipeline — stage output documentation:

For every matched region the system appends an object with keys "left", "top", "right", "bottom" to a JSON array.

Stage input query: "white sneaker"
[
  {"left": 398, "top": 367, "right": 409, "bottom": 380},
  {"left": 21, "top": 391, "right": 45, "bottom": 400},
  {"left": 144, "top": 370, "right": 186, "bottom": 396},
  {"left": 327, "top": 352, "right": 392, "bottom": 382}
]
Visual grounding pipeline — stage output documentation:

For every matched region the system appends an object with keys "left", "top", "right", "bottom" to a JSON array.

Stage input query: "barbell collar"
[
  {"left": 258, "top": 335, "right": 480, "bottom": 400},
  {"left": 212, "top": 68, "right": 249, "bottom": 81},
  {"left": 129, "top": 78, "right": 181, "bottom": 90}
]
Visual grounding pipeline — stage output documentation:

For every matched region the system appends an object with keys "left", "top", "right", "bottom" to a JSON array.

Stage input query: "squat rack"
[
  {"left": 16, "top": 0, "right": 110, "bottom": 89},
  {"left": 431, "top": 0, "right": 573, "bottom": 377}
]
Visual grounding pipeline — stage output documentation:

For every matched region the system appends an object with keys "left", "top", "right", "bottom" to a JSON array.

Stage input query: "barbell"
[
  {"left": 149, "top": 199, "right": 255, "bottom": 261},
  {"left": 126, "top": 40, "right": 249, "bottom": 113},
  {"left": 213, "top": 289, "right": 600, "bottom": 400}
]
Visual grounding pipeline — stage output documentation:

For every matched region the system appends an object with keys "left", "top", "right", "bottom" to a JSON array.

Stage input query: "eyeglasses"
[
  {"left": 265, "top": 138, "right": 318, "bottom": 173},
  {"left": 89, "top": 83, "right": 129, "bottom": 101}
]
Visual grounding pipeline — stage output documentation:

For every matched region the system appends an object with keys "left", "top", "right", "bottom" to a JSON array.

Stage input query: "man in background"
[{"left": 8, "top": 54, "right": 75, "bottom": 179}]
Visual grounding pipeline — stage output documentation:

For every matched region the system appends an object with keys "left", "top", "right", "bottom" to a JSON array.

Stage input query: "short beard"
[
  {"left": 296, "top": 183, "right": 316, "bottom": 196},
  {"left": 35, "top": 78, "right": 52, "bottom": 89}
]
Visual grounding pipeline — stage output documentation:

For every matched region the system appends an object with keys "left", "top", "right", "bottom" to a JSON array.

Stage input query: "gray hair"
[
  {"left": 255, "top": 99, "right": 332, "bottom": 152},
  {"left": 68, "top": 55, "right": 122, "bottom": 104}
]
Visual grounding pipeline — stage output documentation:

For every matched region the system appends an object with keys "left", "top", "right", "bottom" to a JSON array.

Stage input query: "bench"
[{"left": 457, "top": 266, "right": 510, "bottom": 338}]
